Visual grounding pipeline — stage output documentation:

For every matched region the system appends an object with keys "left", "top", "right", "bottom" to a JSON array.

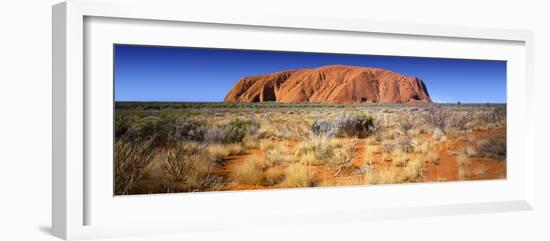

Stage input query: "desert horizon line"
[{"left": 114, "top": 100, "right": 507, "bottom": 104}]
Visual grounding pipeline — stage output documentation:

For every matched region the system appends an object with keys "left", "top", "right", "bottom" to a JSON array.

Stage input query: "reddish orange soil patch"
[
  {"left": 423, "top": 127, "right": 506, "bottom": 182},
  {"left": 351, "top": 139, "right": 366, "bottom": 168}
]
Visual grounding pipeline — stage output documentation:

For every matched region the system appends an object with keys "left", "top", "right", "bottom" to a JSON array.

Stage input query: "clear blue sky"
[{"left": 114, "top": 44, "right": 506, "bottom": 103}]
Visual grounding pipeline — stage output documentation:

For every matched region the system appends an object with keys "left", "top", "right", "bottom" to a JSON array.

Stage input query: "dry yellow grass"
[
  {"left": 474, "top": 164, "right": 489, "bottom": 176},
  {"left": 364, "top": 159, "right": 424, "bottom": 184},
  {"left": 263, "top": 167, "right": 285, "bottom": 185},
  {"left": 412, "top": 138, "right": 430, "bottom": 154},
  {"left": 160, "top": 142, "right": 214, "bottom": 191},
  {"left": 266, "top": 148, "right": 285, "bottom": 165},
  {"left": 402, "top": 159, "right": 425, "bottom": 181},
  {"left": 382, "top": 151, "right": 392, "bottom": 162},
  {"left": 458, "top": 167, "right": 467, "bottom": 180},
  {"left": 456, "top": 153, "right": 471, "bottom": 180},
  {"left": 259, "top": 139, "right": 276, "bottom": 151},
  {"left": 464, "top": 145, "right": 478, "bottom": 157},
  {"left": 425, "top": 150, "right": 440, "bottom": 165},
  {"left": 392, "top": 149, "right": 409, "bottom": 167},
  {"left": 231, "top": 157, "right": 270, "bottom": 185},
  {"left": 436, "top": 177, "right": 448, "bottom": 182},
  {"left": 206, "top": 143, "right": 244, "bottom": 162},
  {"left": 298, "top": 151, "right": 316, "bottom": 165},
  {"left": 293, "top": 141, "right": 312, "bottom": 157},
  {"left": 363, "top": 168, "right": 401, "bottom": 185},
  {"left": 330, "top": 138, "right": 347, "bottom": 148},
  {"left": 456, "top": 153, "right": 471, "bottom": 167},
  {"left": 279, "top": 163, "right": 314, "bottom": 188},
  {"left": 320, "top": 176, "right": 363, "bottom": 187},
  {"left": 294, "top": 137, "right": 335, "bottom": 163},
  {"left": 242, "top": 135, "right": 259, "bottom": 149},
  {"left": 432, "top": 128, "right": 446, "bottom": 142},
  {"left": 365, "top": 136, "right": 378, "bottom": 145},
  {"left": 364, "top": 145, "right": 378, "bottom": 165}
]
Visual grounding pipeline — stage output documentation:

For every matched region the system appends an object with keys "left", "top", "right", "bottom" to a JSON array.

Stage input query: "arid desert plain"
[{"left": 114, "top": 102, "right": 506, "bottom": 195}]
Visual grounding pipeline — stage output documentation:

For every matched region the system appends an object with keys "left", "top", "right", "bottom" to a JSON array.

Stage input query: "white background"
[{"left": 0, "top": 0, "right": 548, "bottom": 240}]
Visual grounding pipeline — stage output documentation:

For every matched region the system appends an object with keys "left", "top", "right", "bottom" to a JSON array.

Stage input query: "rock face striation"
[{"left": 224, "top": 65, "right": 431, "bottom": 104}]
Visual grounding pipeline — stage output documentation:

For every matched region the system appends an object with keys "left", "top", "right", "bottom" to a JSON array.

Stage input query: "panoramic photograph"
[{"left": 113, "top": 45, "right": 507, "bottom": 195}]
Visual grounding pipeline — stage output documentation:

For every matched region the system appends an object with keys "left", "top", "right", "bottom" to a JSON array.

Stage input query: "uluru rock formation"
[{"left": 224, "top": 65, "right": 432, "bottom": 104}]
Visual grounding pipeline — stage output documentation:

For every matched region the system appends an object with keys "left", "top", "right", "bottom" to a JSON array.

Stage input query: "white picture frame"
[{"left": 52, "top": 0, "right": 535, "bottom": 240}]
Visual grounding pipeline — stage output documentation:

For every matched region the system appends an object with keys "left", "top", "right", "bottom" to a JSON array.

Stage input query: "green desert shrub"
[
  {"left": 119, "top": 116, "right": 208, "bottom": 147},
  {"left": 220, "top": 118, "right": 259, "bottom": 143},
  {"left": 114, "top": 116, "right": 132, "bottom": 139},
  {"left": 172, "top": 119, "right": 207, "bottom": 142},
  {"left": 123, "top": 116, "right": 175, "bottom": 147}
]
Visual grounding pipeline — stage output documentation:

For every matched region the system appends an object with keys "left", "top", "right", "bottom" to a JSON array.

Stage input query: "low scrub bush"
[
  {"left": 426, "top": 105, "right": 450, "bottom": 131},
  {"left": 114, "top": 140, "right": 156, "bottom": 195},
  {"left": 448, "top": 112, "right": 473, "bottom": 131},
  {"left": 119, "top": 116, "right": 208, "bottom": 147},
  {"left": 311, "top": 118, "right": 337, "bottom": 138},
  {"left": 334, "top": 113, "right": 377, "bottom": 138},
  {"left": 311, "top": 112, "right": 378, "bottom": 138},
  {"left": 172, "top": 119, "right": 207, "bottom": 142},
  {"left": 204, "top": 126, "right": 225, "bottom": 143},
  {"left": 396, "top": 115, "right": 414, "bottom": 135},
  {"left": 114, "top": 116, "right": 132, "bottom": 139},
  {"left": 123, "top": 116, "right": 174, "bottom": 147},
  {"left": 476, "top": 136, "right": 506, "bottom": 160},
  {"left": 387, "top": 138, "right": 414, "bottom": 153},
  {"left": 220, "top": 118, "right": 259, "bottom": 143},
  {"left": 160, "top": 142, "right": 213, "bottom": 192}
]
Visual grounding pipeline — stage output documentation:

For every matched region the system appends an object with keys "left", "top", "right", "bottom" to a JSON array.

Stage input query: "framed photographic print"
[
  {"left": 113, "top": 44, "right": 507, "bottom": 195},
  {"left": 52, "top": 0, "right": 535, "bottom": 240}
]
